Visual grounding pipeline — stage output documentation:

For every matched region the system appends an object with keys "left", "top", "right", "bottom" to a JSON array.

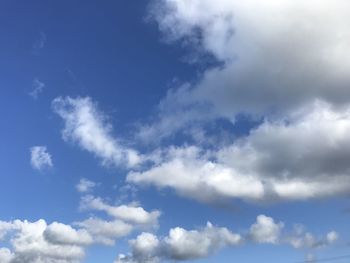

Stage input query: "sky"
[{"left": 0, "top": 0, "right": 350, "bottom": 262}]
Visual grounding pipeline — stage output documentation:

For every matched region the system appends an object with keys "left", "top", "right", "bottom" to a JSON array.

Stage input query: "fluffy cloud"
[
  {"left": 43, "top": 222, "right": 93, "bottom": 246},
  {"left": 0, "top": 193, "right": 161, "bottom": 263},
  {"left": 0, "top": 248, "right": 14, "bottom": 263},
  {"left": 143, "top": 0, "right": 350, "bottom": 139},
  {"left": 80, "top": 195, "right": 160, "bottom": 226},
  {"left": 76, "top": 178, "right": 96, "bottom": 193},
  {"left": 0, "top": 215, "right": 333, "bottom": 263},
  {"left": 116, "top": 222, "right": 242, "bottom": 263},
  {"left": 249, "top": 215, "right": 284, "bottom": 244},
  {"left": 52, "top": 97, "right": 142, "bottom": 168},
  {"left": 75, "top": 218, "right": 133, "bottom": 245},
  {"left": 74, "top": 195, "right": 161, "bottom": 246},
  {"left": 30, "top": 146, "right": 53, "bottom": 171},
  {"left": 163, "top": 222, "right": 242, "bottom": 260},
  {"left": 0, "top": 219, "right": 87, "bottom": 263},
  {"left": 128, "top": 146, "right": 264, "bottom": 203},
  {"left": 129, "top": 102, "right": 350, "bottom": 203}
]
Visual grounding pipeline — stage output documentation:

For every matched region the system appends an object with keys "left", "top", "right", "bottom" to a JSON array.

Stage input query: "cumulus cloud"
[
  {"left": 0, "top": 248, "right": 14, "bottom": 263},
  {"left": 0, "top": 193, "right": 161, "bottom": 262},
  {"left": 76, "top": 178, "right": 96, "bottom": 193},
  {"left": 43, "top": 222, "right": 93, "bottom": 246},
  {"left": 0, "top": 219, "right": 87, "bottom": 263},
  {"left": 286, "top": 228, "right": 339, "bottom": 249},
  {"left": 116, "top": 222, "right": 242, "bottom": 263},
  {"left": 129, "top": 102, "right": 350, "bottom": 203},
  {"left": 52, "top": 97, "right": 142, "bottom": 168},
  {"left": 0, "top": 215, "right": 335, "bottom": 263},
  {"left": 75, "top": 218, "right": 133, "bottom": 245},
  {"left": 163, "top": 222, "right": 242, "bottom": 260},
  {"left": 73, "top": 194, "right": 161, "bottom": 246},
  {"left": 249, "top": 215, "right": 283, "bottom": 244},
  {"left": 142, "top": 0, "right": 350, "bottom": 139},
  {"left": 30, "top": 146, "right": 53, "bottom": 171},
  {"left": 128, "top": 146, "right": 264, "bottom": 203}
]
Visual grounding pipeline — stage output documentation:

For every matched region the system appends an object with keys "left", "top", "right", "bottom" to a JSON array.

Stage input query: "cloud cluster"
[
  {"left": 45, "top": 1, "right": 350, "bottom": 259},
  {"left": 0, "top": 178, "right": 161, "bottom": 263},
  {"left": 0, "top": 219, "right": 88, "bottom": 263},
  {"left": 115, "top": 222, "right": 242, "bottom": 263},
  {"left": 286, "top": 227, "right": 339, "bottom": 249},
  {"left": 52, "top": 97, "right": 142, "bottom": 168},
  {"left": 0, "top": 210, "right": 337, "bottom": 262},
  {"left": 115, "top": 215, "right": 337, "bottom": 263},
  {"left": 74, "top": 194, "right": 161, "bottom": 246},
  {"left": 0, "top": 193, "right": 161, "bottom": 263},
  {"left": 30, "top": 146, "right": 53, "bottom": 171}
]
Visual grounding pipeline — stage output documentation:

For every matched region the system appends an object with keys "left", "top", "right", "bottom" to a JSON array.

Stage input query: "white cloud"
[
  {"left": 286, "top": 226, "right": 339, "bottom": 249},
  {"left": 52, "top": 97, "right": 142, "bottom": 168},
  {"left": 164, "top": 222, "right": 242, "bottom": 260},
  {"left": 0, "top": 219, "right": 87, "bottom": 263},
  {"left": 76, "top": 178, "right": 96, "bottom": 193},
  {"left": 44, "top": 222, "right": 93, "bottom": 246},
  {"left": 1, "top": 215, "right": 329, "bottom": 263},
  {"left": 249, "top": 215, "right": 284, "bottom": 244},
  {"left": 74, "top": 194, "right": 161, "bottom": 246},
  {"left": 0, "top": 214, "right": 158, "bottom": 263},
  {"left": 326, "top": 231, "right": 339, "bottom": 244},
  {"left": 129, "top": 102, "right": 350, "bottom": 203},
  {"left": 129, "top": 232, "right": 160, "bottom": 261},
  {"left": 0, "top": 194, "right": 162, "bottom": 263},
  {"left": 80, "top": 195, "right": 160, "bottom": 226},
  {"left": 128, "top": 146, "right": 264, "bottom": 203},
  {"left": 0, "top": 221, "right": 14, "bottom": 240},
  {"left": 116, "top": 215, "right": 338, "bottom": 262},
  {"left": 143, "top": 0, "right": 350, "bottom": 139},
  {"left": 75, "top": 218, "right": 133, "bottom": 245},
  {"left": 116, "top": 222, "right": 242, "bottom": 262},
  {"left": 0, "top": 248, "right": 14, "bottom": 263},
  {"left": 30, "top": 146, "right": 53, "bottom": 171}
]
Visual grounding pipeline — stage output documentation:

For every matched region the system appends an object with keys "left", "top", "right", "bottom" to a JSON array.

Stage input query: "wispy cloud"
[
  {"left": 76, "top": 178, "right": 96, "bottom": 193},
  {"left": 29, "top": 78, "right": 45, "bottom": 99},
  {"left": 30, "top": 146, "right": 53, "bottom": 171},
  {"left": 32, "top": 31, "right": 46, "bottom": 54},
  {"left": 52, "top": 97, "right": 143, "bottom": 168}
]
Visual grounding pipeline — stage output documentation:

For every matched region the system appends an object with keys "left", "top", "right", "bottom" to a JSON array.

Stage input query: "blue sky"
[{"left": 0, "top": 1, "right": 350, "bottom": 263}]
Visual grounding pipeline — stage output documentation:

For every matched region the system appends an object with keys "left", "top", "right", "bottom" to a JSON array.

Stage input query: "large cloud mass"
[
  {"left": 147, "top": 0, "right": 350, "bottom": 124},
  {"left": 128, "top": 0, "right": 350, "bottom": 204}
]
